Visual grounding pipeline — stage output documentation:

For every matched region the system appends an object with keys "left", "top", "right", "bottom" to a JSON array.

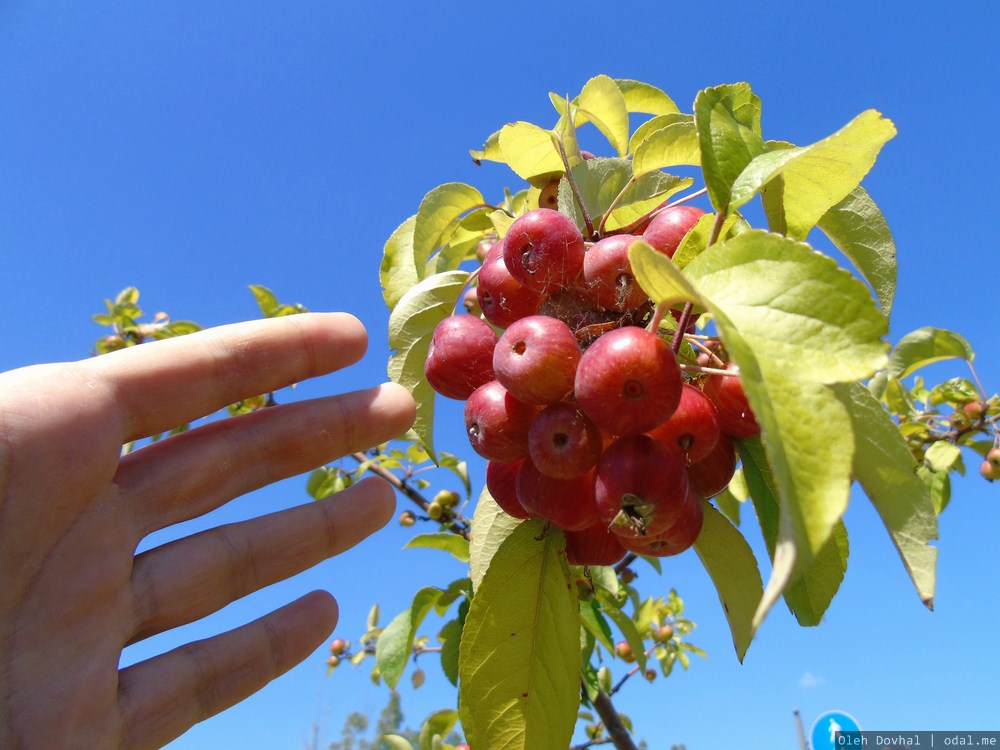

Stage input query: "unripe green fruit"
[
  {"left": 950, "top": 411, "right": 972, "bottom": 431},
  {"left": 434, "top": 489, "right": 461, "bottom": 509},
  {"left": 427, "top": 501, "right": 444, "bottom": 520},
  {"left": 399, "top": 510, "right": 416, "bottom": 527}
]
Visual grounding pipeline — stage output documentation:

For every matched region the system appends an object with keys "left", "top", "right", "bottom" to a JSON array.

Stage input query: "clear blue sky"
[{"left": 2, "top": 2, "right": 998, "bottom": 748}]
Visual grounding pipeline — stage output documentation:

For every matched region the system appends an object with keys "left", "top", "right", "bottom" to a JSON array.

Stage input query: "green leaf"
[
  {"left": 670, "top": 211, "right": 749, "bottom": 270},
  {"left": 918, "top": 465, "right": 952, "bottom": 514},
  {"left": 499, "top": 122, "right": 564, "bottom": 186},
  {"left": 834, "top": 383, "right": 937, "bottom": 608},
  {"left": 729, "top": 110, "right": 896, "bottom": 238},
  {"left": 631, "top": 114, "right": 700, "bottom": 174},
  {"left": 404, "top": 532, "right": 471, "bottom": 563},
  {"left": 382, "top": 736, "right": 415, "bottom": 750},
  {"left": 115, "top": 286, "right": 140, "bottom": 305},
  {"left": 459, "top": 521, "right": 580, "bottom": 750},
  {"left": 376, "top": 587, "right": 444, "bottom": 689},
  {"left": 248, "top": 284, "right": 279, "bottom": 317},
  {"left": 158, "top": 320, "right": 203, "bottom": 337},
  {"left": 438, "top": 453, "right": 472, "bottom": 496},
  {"left": 818, "top": 186, "right": 897, "bottom": 316},
  {"left": 470, "top": 128, "right": 503, "bottom": 164},
  {"left": 713, "top": 488, "right": 742, "bottom": 526},
  {"left": 577, "top": 75, "right": 630, "bottom": 157},
  {"left": 594, "top": 589, "right": 647, "bottom": 671},
  {"left": 387, "top": 270, "right": 470, "bottom": 461},
  {"left": 588, "top": 565, "right": 619, "bottom": 599},
  {"left": 783, "top": 520, "right": 849, "bottom": 626},
  {"left": 614, "top": 78, "right": 680, "bottom": 116},
  {"left": 692, "top": 500, "right": 763, "bottom": 660},
  {"left": 557, "top": 157, "right": 632, "bottom": 231},
  {"left": 425, "top": 209, "right": 494, "bottom": 276},
  {"left": 889, "top": 327, "right": 975, "bottom": 379},
  {"left": 580, "top": 599, "right": 615, "bottom": 653},
  {"left": 924, "top": 441, "right": 962, "bottom": 473},
  {"left": 468, "top": 485, "right": 524, "bottom": 592},
  {"left": 929, "top": 377, "right": 979, "bottom": 407},
  {"left": 381, "top": 215, "right": 419, "bottom": 310},
  {"left": 632, "top": 231, "right": 889, "bottom": 383},
  {"left": 693, "top": 83, "right": 766, "bottom": 212},
  {"left": 439, "top": 617, "right": 463, "bottom": 686},
  {"left": 418, "top": 710, "right": 459, "bottom": 750},
  {"left": 691, "top": 231, "right": 888, "bottom": 381},
  {"left": 413, "top": 183, "right": 486, "bottom": 270}
]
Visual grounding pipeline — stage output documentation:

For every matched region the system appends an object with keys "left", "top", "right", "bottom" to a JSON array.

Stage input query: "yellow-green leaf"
[
  {"left": 413, "top": 183, "right": 486, "bottom": 269},
  {"left": 728, "top": 109, "right": 896, "bottom": 238},
  {"left": 459, "top": 521, "right": 579, "bottom": 750},
  {"left": 469, "top": 486, "right": 524, "bottom": 592},
  {"left": 387, "top": 271, "right": 470, "bottom": 461},
  {"left": 578, "top": 74, "right": 630, "bottom": 157},
  {"left": 631, "top": 114, "right": 700, "bottom": 174},
  {"left": 499, "top": 122, "right": 564, "bottom": 186}
]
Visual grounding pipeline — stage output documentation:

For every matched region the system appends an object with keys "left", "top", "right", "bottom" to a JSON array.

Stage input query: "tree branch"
[{"left": 592, "top": 690, "right": 640, "bottom": 750}]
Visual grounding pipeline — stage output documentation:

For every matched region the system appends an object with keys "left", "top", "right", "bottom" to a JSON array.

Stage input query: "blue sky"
[{"left": 2, "top": 2, "right": 998, "bottom": 748}]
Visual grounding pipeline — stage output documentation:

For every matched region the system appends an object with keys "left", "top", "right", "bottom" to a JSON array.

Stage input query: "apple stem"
[
  {"left": 553, "top": 135, "right": 597, "bottom": 240},
  {"left": 680, "top": 363, "right": 734, "bottom": 377},
  {"left": 646, "top": 303, "right": 667, "bottom": 335},
  {"left": 687, "top": 337, "right": 726, "bottom": 367}
]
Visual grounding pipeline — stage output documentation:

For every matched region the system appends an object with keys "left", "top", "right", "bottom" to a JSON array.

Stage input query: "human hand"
[{"left": 0, "top": 312, "right": 416, "bottom": 749}]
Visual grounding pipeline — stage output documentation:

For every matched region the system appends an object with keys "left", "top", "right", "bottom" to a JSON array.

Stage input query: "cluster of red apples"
[{"left": 425, "top": 204, "right": 760, "bottom": 566}]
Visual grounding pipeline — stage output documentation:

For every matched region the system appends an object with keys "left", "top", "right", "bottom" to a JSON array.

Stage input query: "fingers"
[
  {"left": 118, "top": 590, "right": 337, "bottom": 750},
  {"left": 117, "top": 381, "right": 415, "bottom": 535},
  {"left": 83, "top": 313, "right": 370, "bottom": 444},
  {"left": 128, "top": 476, "right": 395, "bottom": 643}
]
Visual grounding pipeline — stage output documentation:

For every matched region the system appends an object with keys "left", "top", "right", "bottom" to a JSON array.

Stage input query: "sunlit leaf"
[
  {"left": 577, "top": 75, "right": 630, "bottom": 157},
  {"left": 499, "top": 122, "right": 564, "bottom": 186},
  {"left": 729, "top": 110, "right": 896, "bottom": 238},
  {"left": 387, "top": 270, "right": 470, "bottom": 461},
  {"left": 404, "top": 532, "right": 471, "bottom": 563},
  {"left": 381, "top": 215, "right": 419, "bottom": 310},
  {"left": 632, "top": 114, "right": 700, "bottom": 174},
  {"left": 889, "top": 327, "right": 975, "bottom": 379},
  {"left": 468, "top": 486, "right": 524, "bottom": 592},
  {"left": 459, "top": 521, "right": 579, "bottom": 750},
  {"left": 693, "top": 83, "right": 766, "bottom": 211},
  {"left": 376, "top": 587, "right": 444, "bottom": 689},
  {"left": 818, "top": 186, "right": 897, "bottom": 316}
]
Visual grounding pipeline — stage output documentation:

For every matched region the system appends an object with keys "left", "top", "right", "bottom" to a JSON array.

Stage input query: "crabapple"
[
  {"left": 594, "top": 434, "right": 689, "bottom": 539},
  {"left": 493, "top": 315, "right": 580, "bottom": 405},
  {"left": 686, "top": 434, "right": 737, "bottom": 498},
  {"left": 464, "top": 381, "right": 538, "bottom": 461},
  {"left": 619, "top": 486, "right": 704, "bottom": 557},
  {"left": 581, "top": 234, "right": 649, "bottom": 312},
  {"left": 486, "top": 459, "right": 531, "bottom": 519},
  {"left": 642, "top": 205, "right": 707, "bottom": 258},
  {"left": 503, "top": 208, "right": 586, "bottom": 295},
  {"left": 528, "top": 402, "right": 602, "bottom": 479},
  {"left": 648, "top": 383, "right": 721, "bottom": 464},
  {"left": 424, "top": 314, "right": 498, "bottom": 400},
  {"left": 477, "top": 240, "right": 544, "bottom": 328},
  {"left": 564, "top": 522, "right": 628, "bottom": 567},
  {"left": 575, "top": 326, "right": 683, "bottom": 436},
  {"left": 703, "top": 362, "right": 761, "bottom": 438},
  {"left": 516, "top": 460, "right": 598, "bottom": 531}
]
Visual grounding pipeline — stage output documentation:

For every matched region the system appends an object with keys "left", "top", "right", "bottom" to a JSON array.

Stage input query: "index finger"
[{"left": 83, "top": 312, "right": 370, "bottom": 443}]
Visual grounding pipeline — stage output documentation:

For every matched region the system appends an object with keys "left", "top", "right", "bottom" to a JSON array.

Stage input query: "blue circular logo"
[{"left": 811, "top": 710, "right": 862, "bottom": 750}]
